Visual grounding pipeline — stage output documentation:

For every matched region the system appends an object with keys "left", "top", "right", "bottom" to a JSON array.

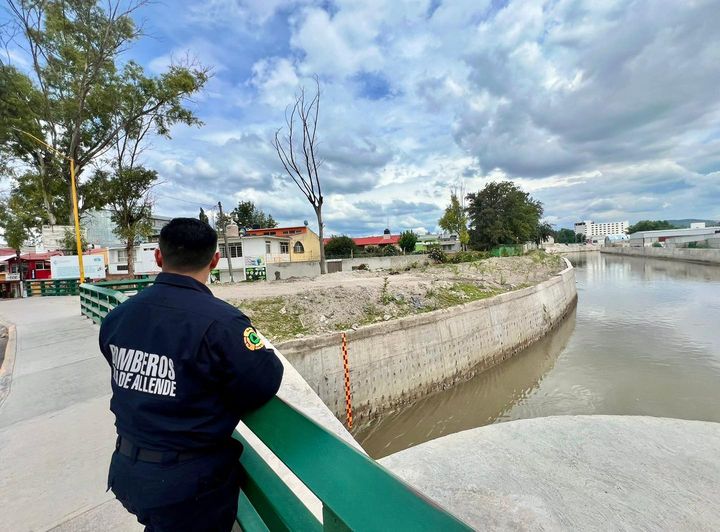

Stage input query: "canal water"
[{"left": 356, "top": 252, "right": 720, "bottom": 458}]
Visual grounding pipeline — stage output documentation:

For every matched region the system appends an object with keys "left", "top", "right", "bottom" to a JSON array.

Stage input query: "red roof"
[
  {"left": 17, "top": 251, "right": 64, "bottom": 261},
  {"left": 351, "top": 235, "right": 401, "bottom": 246}
]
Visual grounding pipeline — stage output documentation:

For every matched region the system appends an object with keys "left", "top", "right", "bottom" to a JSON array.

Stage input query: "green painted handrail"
[
  {"left": 236, "top": 398, "right": 471, "bottom": 531},
  {"left": 79, "top": 283, "right": 129, "bottom": 324}
]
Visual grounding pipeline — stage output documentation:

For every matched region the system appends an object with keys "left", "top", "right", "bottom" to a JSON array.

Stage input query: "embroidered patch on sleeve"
[{"left": 243, "top": 327, "right": 265, "bottom": 351}]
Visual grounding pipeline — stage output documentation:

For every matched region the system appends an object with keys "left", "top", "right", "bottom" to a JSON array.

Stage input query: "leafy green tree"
[
  {"left": 324, "top": 236, "right": 357, "bottom": 258},
  {"left": 627, "top": 220, "right": 676, "bottom": 233},
  {"left": 466, "top": 181, "right": 543, "bottom": 250},
  {"left": 555, "top": 228, "right": 576, "bottom": 244},
  {"left": 576, "top": 233, "right": 587, "bottom": 243},
  {"left": 535, "top": 222, "right": 555, "bottom": 245},
  {"left": 230, "top": 201, "right": 277, "bottom": 229},
  {"left": 0, "top": 0, "right": 208, "bottom": 226},
  {"left": 61, "top": 227, "right": 89, "bottom": 254},
  {"left": 199, "top": 208, "right": 209, "bottom": 224},
  {"left": 0, "top": 200, "right": 28, "bottom": 251},
  {"left": 438, "top": 193, "right": 469, "bottom": 250},
  {"left": 98, "top": 166, "right": 156, "bottom": 277},
  {"left": 398, "top": 231, "right": 418, "bottom": 253}
]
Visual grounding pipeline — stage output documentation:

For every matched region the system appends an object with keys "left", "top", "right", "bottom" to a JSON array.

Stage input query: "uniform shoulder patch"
[{"left": 243, "top": 327, "right": 265, "bottom": 351}]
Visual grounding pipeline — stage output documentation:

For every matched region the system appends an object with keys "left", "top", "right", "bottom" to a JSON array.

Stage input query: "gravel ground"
[{"left": 212, "top": 252, "right": 565, "bottom": 343}]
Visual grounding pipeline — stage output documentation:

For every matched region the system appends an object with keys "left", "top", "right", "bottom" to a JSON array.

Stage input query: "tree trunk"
[
  {"left": 315, "top": 206, "right": 327, "bottom": 274},
  {"left": 37, "top": 155, "right": 56, "bottom": 225},
  {"left": 126, "top": 239, "right": 135, "bottom": 278}
]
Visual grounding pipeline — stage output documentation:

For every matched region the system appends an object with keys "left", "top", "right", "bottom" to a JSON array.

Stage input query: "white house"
[
  {"left": 215, "top": 235, "right": 291, "bottom": 282},
  {"left": 107, "top": 243, "right": 161, "bottom": 275}
]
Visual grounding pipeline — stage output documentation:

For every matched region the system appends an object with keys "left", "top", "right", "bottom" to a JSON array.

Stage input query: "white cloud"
[{"left": 140, "top": 0, "right": 720, "bottom": 232}]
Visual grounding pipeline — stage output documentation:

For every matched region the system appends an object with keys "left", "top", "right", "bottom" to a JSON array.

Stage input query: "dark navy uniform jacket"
[{"left": 99, "top": 272, "right": 284, "bottom": 452}]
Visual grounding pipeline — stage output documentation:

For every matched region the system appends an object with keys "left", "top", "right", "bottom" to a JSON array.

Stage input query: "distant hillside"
[{"left": 666, "top": 219, "right": 720, "bottom": 228}]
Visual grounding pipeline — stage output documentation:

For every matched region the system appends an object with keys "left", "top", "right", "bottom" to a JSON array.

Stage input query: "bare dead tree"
[{"left": 272, "top": 77, "right": 327, "bottom": 274}]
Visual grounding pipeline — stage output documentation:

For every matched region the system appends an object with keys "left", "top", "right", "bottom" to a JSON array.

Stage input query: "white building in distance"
[{"left": 574, "top": 220, "right": 629, "bottom": 239}]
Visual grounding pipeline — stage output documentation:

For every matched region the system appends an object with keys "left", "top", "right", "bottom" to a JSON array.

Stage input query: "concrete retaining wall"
[
  {"left": 278, "top": 260, "right": 577, "bottom": 421},
  {"left": 602, "top": 246, "right": 720, "bottom": 265}
]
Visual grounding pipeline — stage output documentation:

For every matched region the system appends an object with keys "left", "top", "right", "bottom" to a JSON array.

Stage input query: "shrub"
[
  {"left": 364, "top": 245, "right": 380, "bottom": 256},
  {"left": 428, "top": 245, "right": 447, "bottom": 263},
  {"left": 398, "top": 230, "right": 418, "bottom": 253},
  {"left": 449, "top": 250, "right": 489, "bottom": 263},
  {"left": 652, "top": 242, "right": 662, "bottom": 248},
  {"left": 324, "top": 235, "right": 358, "bottom": 258},
  {"left": 382, "top": 245, "right": 400, "bottom": 256}
]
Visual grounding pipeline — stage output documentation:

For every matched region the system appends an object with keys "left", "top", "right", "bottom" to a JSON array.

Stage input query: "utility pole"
[{"left": 217, "top": 201, "right": 235, "bottom": 282}]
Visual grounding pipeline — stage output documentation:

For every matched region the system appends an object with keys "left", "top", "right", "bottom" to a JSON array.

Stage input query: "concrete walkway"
[
  {"left": 0, "top": 297, "right": 141, "bottom": 531},
  {"left": 381, "top": 415, "right": 720, "bottom": 531}
]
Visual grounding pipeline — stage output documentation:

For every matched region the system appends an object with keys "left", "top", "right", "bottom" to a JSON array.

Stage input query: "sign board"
[
  {"left": 6, "top": 273, "right": 20, "bottom": 281},
  {"left": 50, "top": 255, "right": 106, "bottom": 280},
  {"left": 245, "top": 256, "right": 266, "bottom": 267}
]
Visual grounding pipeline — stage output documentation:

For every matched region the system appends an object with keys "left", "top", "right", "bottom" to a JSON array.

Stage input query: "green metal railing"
[
  {"left": 92, "top": 277, "right": 156, "bottom": 294},
  {"left": 79, "top": 283, "right": 130, "bottom": 324},
  {"left": 79, "top": 281, "right": 470, "bottom": 530},
  {"left": 25, "top": 279, "right": 81, "bottom": 297},
  {"left": 235, "top": 398, "right": 470, "bottom": 531}
]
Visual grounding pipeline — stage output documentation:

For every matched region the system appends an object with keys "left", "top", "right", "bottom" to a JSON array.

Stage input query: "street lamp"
[{"left": 12, "top": 128, "right": 86, "bottom": 283}]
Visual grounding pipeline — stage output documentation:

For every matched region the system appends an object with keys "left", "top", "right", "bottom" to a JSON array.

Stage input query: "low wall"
[
  {"left": 268, "top": 255, "right": 429, "bottom": 280},
  {"left": 267, "top": 261, "right": 322, "bottom": 280},
  {"left": 544, "top": 244, "right": 600, "bottom": 253},
  {"left": 602, "top": 246, "right": 720, "bottom": 265},
  {"left": 278, "top": 260, "right": 577, "bottom": 422},
  {"left": 342, "top": 255, "right": 428, "bottom": 271}
]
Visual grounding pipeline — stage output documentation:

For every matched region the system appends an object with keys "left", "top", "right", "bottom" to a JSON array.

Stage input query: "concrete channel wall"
[
  {"left": 602, "top": 246, "right": 720, "bottom": 265},
  {"left": 278, "top": 259, "right": 577, "bottom": 421}
]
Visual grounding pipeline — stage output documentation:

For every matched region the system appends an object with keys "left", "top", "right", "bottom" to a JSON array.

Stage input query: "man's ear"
[
  {"left": 155, "top": 248, "right": 163, "bottom": 268},
  {"left": 209, "top": 251, "right": 220, "bottom": 269}
]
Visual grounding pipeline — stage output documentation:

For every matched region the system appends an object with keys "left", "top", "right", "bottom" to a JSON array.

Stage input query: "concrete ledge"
[
  {"left": 380, "top": 415, "right": 720, "bottom": 531},
  {"left": 279, "top": 260, "right": 577, "bottom": 422},
  {"left": 602, "top": 246, "right": 720, "bottom": 265}
]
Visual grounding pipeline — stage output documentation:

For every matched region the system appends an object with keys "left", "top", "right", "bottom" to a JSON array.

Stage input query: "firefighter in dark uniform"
[{"left": 99, "top": 218, "right": 284, "bottom": 531}]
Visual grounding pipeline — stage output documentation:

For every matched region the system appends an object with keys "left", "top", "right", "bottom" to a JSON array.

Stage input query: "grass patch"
[
  {"left": 433, "top": 282, "right": 498, "bottom": 308},
  {"left": 236, "top": 297, "right": 309, "bottom": 342}
]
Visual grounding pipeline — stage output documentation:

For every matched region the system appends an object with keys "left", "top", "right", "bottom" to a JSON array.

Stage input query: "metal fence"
[{"left": 25, "top": 279, "right": 81, "bottom": 297}]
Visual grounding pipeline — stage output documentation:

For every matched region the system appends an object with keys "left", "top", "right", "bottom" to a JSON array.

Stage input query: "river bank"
[
  {"left": 215, "top": 252, "right": 565, "bottom": 342},
  {"left": 602, "top": 245, "right": 720, "bottom": 265},
  {"left": 359, "top": 252, "right": 720, "bottom": 458}
]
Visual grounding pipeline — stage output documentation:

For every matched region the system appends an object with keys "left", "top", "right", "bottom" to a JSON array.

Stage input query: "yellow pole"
[
  {"left": 12, "top": 128, "right": 86, "bottom": 283},
  {"left": 70, "top": 158, "right": 85, "bottom": 283}
]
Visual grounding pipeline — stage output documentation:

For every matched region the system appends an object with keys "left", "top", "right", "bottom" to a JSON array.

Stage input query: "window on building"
[
  {"left": 265, "top": 241, "right": 272, "bottom": 254},
  {"left": 117, "top": 249, "right": 128, "bottom": 262},
  {"left": 294, "top": 241, "right": 305, "bottom": 254},
  {"left": 280, "top": 242, "right": 289, "bottom": 254},
  {"left": 35, "top": 261, "right": 50, "bottom": 270},
  {"left": 219, "top": 243, "right": 243, "bottom": 258}
]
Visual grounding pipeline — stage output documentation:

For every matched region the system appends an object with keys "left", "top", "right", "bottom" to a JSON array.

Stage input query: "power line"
[{"left": 154, "top": 193, "right": 217, "bottom": 209}]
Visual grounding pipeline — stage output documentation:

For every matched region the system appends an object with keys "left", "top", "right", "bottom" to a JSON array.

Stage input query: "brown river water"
[{"left": 356, "top": 252, "right": 720, "bottom": 458}]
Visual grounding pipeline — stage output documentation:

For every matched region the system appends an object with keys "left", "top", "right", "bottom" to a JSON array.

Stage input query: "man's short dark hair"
[{"left": 159, "top": 218, "right": 218, "bottom": 272}]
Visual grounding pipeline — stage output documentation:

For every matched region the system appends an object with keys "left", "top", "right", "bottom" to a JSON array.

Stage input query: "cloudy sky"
[{"left": 10, "top": 0, "right": 720, "bottom": 235}]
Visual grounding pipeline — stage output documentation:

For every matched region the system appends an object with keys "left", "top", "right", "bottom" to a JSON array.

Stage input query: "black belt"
[{"left": 116, "top": 436, "right": 215, "bottom": 464}]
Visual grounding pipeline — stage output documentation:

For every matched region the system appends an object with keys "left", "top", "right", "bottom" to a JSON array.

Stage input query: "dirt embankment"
[{"left": 211, "top": 252, "right": 565, "bottom": 343}]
